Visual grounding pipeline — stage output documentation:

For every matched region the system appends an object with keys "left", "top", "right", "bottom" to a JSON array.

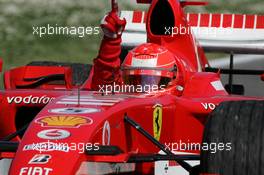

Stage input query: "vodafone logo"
[
  {"left": 7, "top": 95, "right": 54, "bottom": 104},
  {"left": 37, "top": 129, "right": 70, "bottom": 140}
]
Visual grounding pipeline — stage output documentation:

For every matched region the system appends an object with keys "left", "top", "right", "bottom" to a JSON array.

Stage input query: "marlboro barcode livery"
[{"left": 126, "top": 11, "right": 264, "bottom": 29}]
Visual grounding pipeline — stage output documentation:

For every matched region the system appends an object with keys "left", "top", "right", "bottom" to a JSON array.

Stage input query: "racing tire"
[{"left": 201, "top": 100, "right": 264, "bottom": 175}]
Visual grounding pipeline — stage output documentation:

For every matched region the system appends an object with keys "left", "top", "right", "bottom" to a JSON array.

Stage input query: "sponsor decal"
[
  {"left": 7, "top": 95, "right": 54, "bottom": 104},
  {"left": 201, "top": 103, "right": 217, "bottom": 110},
  {"left": 49, "top": 107, "right": 101, "bottom": 114},
  {"left": 29, "top": 154, "right": 51, "bottom": 164},
  {"left": 36, "top": 115, "right": 93, "bottom": 128},
  {"left": 23, "top": 142, "right": 69, "bottom": 152},
  {"left": 56, "top": 97, "right": 120, "bottom": 106},
  {"left": 56, "top": 101, "right": 115, "bottom": 106},
  {"left": 37, "top": 129, "right": 70, "bottom": 140},
  {"left": 153, "top": 104, "right": 162, "bottom": 141},
  {"left": 211, "top": 81, "right": 225, "bottom": 91},
  {"left": 102, "top": 120, "right": 110, "bottom": 146},
  {"left": 19, "top": 167, "right": 52, "bottom": 175}
]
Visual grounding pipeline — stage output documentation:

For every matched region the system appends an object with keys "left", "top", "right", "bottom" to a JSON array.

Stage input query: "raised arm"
[{"left": 86, "top": 10, "right": 126, "bottom": 90}]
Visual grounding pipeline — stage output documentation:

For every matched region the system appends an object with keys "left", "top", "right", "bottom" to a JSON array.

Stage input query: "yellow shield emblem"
[
  {"left": 36, "top": 115, "right": 92, "bottom": 128},
  {"left": 153, "top": 104, "right": 162, "bottom": 141}
]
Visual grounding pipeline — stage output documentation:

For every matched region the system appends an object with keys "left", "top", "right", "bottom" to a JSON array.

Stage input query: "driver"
[
  {"left": 121, "top": 43, "right": 177, "bottom": 91},
  {"left": 85, "top": 10, "right": 177, "bottom": 93}
]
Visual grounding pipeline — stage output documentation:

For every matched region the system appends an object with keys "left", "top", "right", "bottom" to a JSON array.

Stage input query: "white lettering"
[
  {"left": 201, "top": 103, "right": 216, "bottom": 110},
  {"left": 19, "top": 167, "right": 53, "bottom": 175},
  {"left": 14, "top": 96, "right": 23, "bottom": 103},
  {"left": 32, "top": 167, "right": 43, "bottom": 174},
  {"left": 7, "top": 96, "right": 14, "bottom": 103},
  {"left": 7, "top": 96, "right": 54, "bottom": 104},
  {"left": 19, "top": 167, "right": 28, "bottom": 175}
]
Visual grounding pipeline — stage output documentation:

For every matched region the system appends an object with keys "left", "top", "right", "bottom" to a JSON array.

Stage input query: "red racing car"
[{"left": 0, "top": 0, "right": 264, "bottom": 175}]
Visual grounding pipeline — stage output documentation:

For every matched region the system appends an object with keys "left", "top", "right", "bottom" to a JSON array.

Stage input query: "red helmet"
[{"left": 121, "top": 43, "right": 177, "bottom": 89}]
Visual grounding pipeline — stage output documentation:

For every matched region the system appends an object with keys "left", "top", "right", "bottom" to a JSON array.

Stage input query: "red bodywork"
[{"left": 0, "top": 0, "right": 263, "bottom": 175}]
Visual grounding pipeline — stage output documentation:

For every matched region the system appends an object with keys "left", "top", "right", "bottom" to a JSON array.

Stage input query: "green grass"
[
  {"left": 0, "top": 0, "right": 137, "bottom": 71},
  {"left": 0, "top": 0, "right": 263, "bottom": 73}
]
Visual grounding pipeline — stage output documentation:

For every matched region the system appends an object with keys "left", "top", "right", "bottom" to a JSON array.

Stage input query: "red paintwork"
[
  {"left": 0, "top": 152, "right": 15, "bottom": 159},
  {"left": 257, "top": 16, "right": 264, "bottom": 28},
  {"left": 132, "top": 12, "right": 264, "bottom": 29},
  {"left": 132, "top": 11, "right": 143, "bottom": 23},
  {"left": 136, "top": 0, "right": 208, "bottom": 6},
  {"left": 4, "top": 66, "right": 73, "bottom": 90},
  {"left": 0, "top": 59, "right": 2, "bottom": 72},
  {"left": 0, "top": 1, "right": 263, "bottom": 175}
]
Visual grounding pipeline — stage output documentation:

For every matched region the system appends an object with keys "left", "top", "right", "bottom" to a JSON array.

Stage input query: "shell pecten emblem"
[
  {"left": 36, "top": 115, "right": 93, "bottom": 128},
  {"left": 153, "top": 104, "right": 162, "bottom": 141}
]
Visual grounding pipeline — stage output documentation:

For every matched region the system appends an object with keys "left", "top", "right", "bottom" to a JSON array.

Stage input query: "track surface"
[{"left": 0, "top": 159, "right": 11, "bottom": 175}]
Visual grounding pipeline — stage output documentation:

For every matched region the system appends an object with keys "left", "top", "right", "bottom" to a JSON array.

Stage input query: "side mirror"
[
  {"left": 225, "top": 84, "right": 245, "bottom": 95},
  {"left": 261, "top": 74, "right": 264, "bottom": 81}
]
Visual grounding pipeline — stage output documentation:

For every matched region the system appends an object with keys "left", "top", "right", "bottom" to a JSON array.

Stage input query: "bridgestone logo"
[{"left": 7, "top": 95, "right": 55, "bottom": 104}]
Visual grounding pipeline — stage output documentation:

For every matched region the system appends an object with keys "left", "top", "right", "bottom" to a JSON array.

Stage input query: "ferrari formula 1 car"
[{"left": 1, "top": 0, "right": 264, "bottom": 175}]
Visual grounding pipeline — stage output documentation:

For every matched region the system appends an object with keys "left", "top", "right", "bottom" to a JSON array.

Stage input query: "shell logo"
[{"left": 36, "top": 115, "right": 93, "bottom": 128}]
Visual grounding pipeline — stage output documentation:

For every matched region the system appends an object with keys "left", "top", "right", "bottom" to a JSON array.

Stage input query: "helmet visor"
[{"left": 123, "top": 74, "right": 171, "bottom": 90}]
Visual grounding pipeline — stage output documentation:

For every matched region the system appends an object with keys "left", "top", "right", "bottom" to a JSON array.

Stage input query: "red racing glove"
[
  {"left": 100, "top": 11, "right": 126, "bottom": 39},
  {"left": 85, "top": 11, "right": 126, "bottom": 90}
]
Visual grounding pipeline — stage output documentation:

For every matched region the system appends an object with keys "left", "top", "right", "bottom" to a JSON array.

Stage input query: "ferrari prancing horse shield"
[{"left": 153, "top": 104, "right": 162, "bottom": 141}]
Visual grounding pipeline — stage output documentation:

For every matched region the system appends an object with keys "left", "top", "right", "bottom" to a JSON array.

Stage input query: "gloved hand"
[{"left": 101, "top": 11, "right": 126, "bottom": 39}]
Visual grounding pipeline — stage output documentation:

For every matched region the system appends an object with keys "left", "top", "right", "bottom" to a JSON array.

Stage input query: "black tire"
[
  {"left": 28, "top": 61, "right": 92, "bottom": 85},
  {"left": 201, "top": 100, "right": 264, "bottom": 175}
]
